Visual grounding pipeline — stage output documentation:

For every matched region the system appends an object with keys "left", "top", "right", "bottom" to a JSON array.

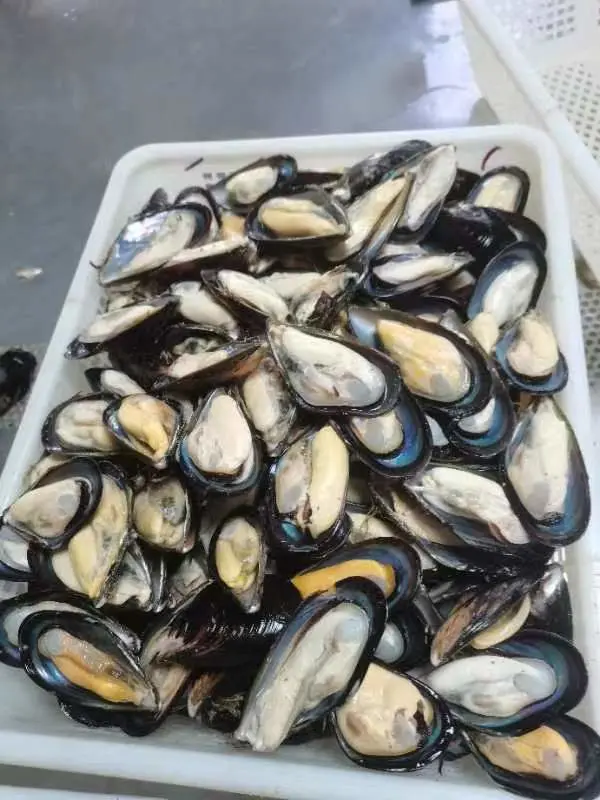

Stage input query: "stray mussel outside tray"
[{"left": 0, "top": 141, "right": 598, "bottom": 798}]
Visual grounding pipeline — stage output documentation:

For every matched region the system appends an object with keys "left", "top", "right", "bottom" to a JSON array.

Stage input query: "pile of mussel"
[{"left": 1, "top": 140, "right": 599, "bottom": 799}]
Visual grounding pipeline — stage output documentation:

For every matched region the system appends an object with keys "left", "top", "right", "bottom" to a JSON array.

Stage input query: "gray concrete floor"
[{"left": 0, "top": 0, "right": 483, "bottom": 794}]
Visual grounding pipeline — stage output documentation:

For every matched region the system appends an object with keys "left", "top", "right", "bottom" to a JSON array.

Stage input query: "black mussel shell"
[
  {"left": 65, "top": 297, "right": 177, "bottom": 359},
  {"left": 436, "top": 371, "right": 516, "bottom": 461},
  {"left": 467, "top": 165, "right": 530, "bottom": 215},
  {"left": 503, "top": 398, "right": 590, "bottom": 547},
  {"left": 41, "top": 393, "right": 120, "bottom": 457},
  {"left": 332, "top": 665, "right": 454, "bottom": 772},
  {"left": 0, "top": 589, "right": 141, "bottom": 668},
  {"left": 267, "top": 321, "right": 401, "bottom": 417},
  {"left": 428, "top": 202, "right": 517, "bottom": 269},
  {"left": 464, "top": 715, "right": 600, "bottom": 800},
  {"left": 151, "top": 338, "right": 264, "bottom": 394},
  {"left": 331, "top": 139, "right": 432, "bottom": 204},
  {"left": 430, "top": 572, "right": 542, "bottom": 665},
  {"left": 495, "top": 312, "right": 568, "bottom": 395},
  {"left": 98, "top": 207, "right": 212, "bottom": 287},
  {"left": 334, "top": 392, "right": 432, "bottom": 479},
  {"left": 235, "top": 577, "right": 387, "bottom": 751},
  {"left": 348, "top": 306, "right": 493, "bottom": 420},
  {"left": 207, "top": 510, "right": 266, "bottom": 613},
  {"left": 392, "top": 144, "right": 458, "bottom": 242},
  {"left": 139, "top": 187, "right": 169, "bottom": 216},
  {"left": 176, "top": 388, "right": 261, "bottom": 495},
  {"left": 290, "top": 538, "right": 420, "bottom": 611},
  {"left": 103, "top": 394, "right": 184, "bottom": 470},
  {"left": 246, "top": 187, "right": 350, "bottom": 249},
  {"left": 375, "top": 604, "right": 431, "bottom": 669},
  {"left": 426, "top": 630, "right": 587, "bottom": 736},
  {"left": 209, "top": 155, "right": 298, "bottom": 213},
  {"left": 493, "top": 209, "right": 547, "bottom": 252},
  {"left": 446, "top": 168, "right": 481, "bottom": 204},
  {"left": 132, "top": 472, "right": 196, "bottom": 554},
  {"left": 141, "top": 575, "right": 301, "bottom": 669},
  {"left": 0, "top": 529, "right": 33, "bottom": 581},
  {"left": 1, "top": 458, "right": 102, "bottom": 550},
  {"left": 84, "top": 367, "right": 145, "bottom": 397},
  {"left": 467, "top": 242, "right": 547, "bottom": 326},
  {"left": 363, "top": 244, "right": 474, "bottom": 301},
  {"left": 0, "top": 349, "right": 36, "bottom": 415},
  {"left": 19, "top": 610, "right": 158, "bottom": 713},
  {"left": 528, "top": 563, "right": 573, "bottom": 642}
]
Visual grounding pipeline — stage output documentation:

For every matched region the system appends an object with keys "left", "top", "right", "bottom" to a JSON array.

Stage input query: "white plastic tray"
[{"left": 0, "top": 126, "right": 598, "bottom": 799}]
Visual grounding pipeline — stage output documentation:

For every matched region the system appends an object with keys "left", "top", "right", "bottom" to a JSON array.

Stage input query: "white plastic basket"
[
  {"left": 460, "top": 0, "right": 600, "bottom": 280},
  {"left": 0, "top": 126, "right": 597, "bottom": 799}
]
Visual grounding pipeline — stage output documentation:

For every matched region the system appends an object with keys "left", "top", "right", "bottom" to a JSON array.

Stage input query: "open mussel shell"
[
  {"left": 1, "top": 458, "right": 102, "bottom": 551},
  {"left": 176, "top": 388, "right": 261, "bottom": 495},
  {"left": 267, "top": 321, "right": 401, "bottom": 417},
  {"left": 208, "top": 154, "right": 298, "bottom": 213},
  {"left": 334, "top": 392, "right": 432, "bottom": 479},
  {"left": 266, "top": 425, "right": 350, "bottom": 570},
  {"left": 425, "top": 630, "right": 587, "bottom": 736},
  {"left": 240, "top": 353, "right": 298, "bottom": 457},
  {"left": 0, "top": 589, "right": 141, "bottom": 668},
  {"left": 392, "top": 143, "right": 458, "bottom": 242},
  {"left": 56, "top": 461, "right": 131, "bottom": 604},
  {"left": 407, "top": 464, "right": 542, "bottom": 552},
  {"left": 41, "top": 393, "right": 120, "bottom": 457},
  {"left": 207, "top": 511, "right": 266, "bottom": 613},
  {"left": 19, "top": 610, "right": 158, "bottom": 713},
  {"left": 84, "top": 367, "right": 145, "bottom": 398},
  {"left": 467, "top": 165, "right": 530, "bottom": 215},
  {"left": 464, "top": 715, "right": 600, "bottom": 800},
  {"left": 97, "top": 207, "right": 212, "bottom": 287},
  {"left": 202, "top": 269, "right": 289, "bottom": 326},
  {"left": 65, "top": 297, "right": 177, "bottom": 360},
  {"left": 234, "top": 577, "right": 387, "bottom": 752},
  {"left": 495, "top": 310, "right": 568, "bottom": 394},
  {"left": 371, "top": 481, "right": 534, "bottom": 578},
  {"left": 436, "top": 371, "right": 517, "bottom": 461},
  {"left": 429, "top": 573, "right": 542, "bottom": 666},
  {"left": 375, "top": 605, "right": 431, "bottom": 669},
  {"left": 132, "top": 473, "right": 196, "bottom": 554},
  {"left": 158, "top": 323, "right": 232, "bottom": 368},
  {"left": 348, "top": 306, "right": 493, "bottom": 419},
  {"left": 331, "top": 140, "right": 431, "bottom": 204},
  {"left": 170, "top": 281, "right": 241, "bottom": 339},
  {"left": 142, "top": 574, "right": 301, "bottom": 669},
  {"left": 332, "top": 663, "right": 454, "bottom": 772},
  {"left": 290, "top": 260, "right": 366, "bottom": 329},
  {"left": 165, "top": 544, "right": 210, "bottom": 609},
  {"left": 246, "top": 188, "right": 350, "bottom": 249},
  {"left": 103, "top": 394, "right": 183, "bottom": 470},
  {"left": 326, "top": 171, "right": 412, "bottom": 265},
  {"left": 504, "top": 397, "right": 590, "bottom": 547},
  {"left": 290, "top": 538, "right": 420, "bottom": 611},
  {"left": 428, "top": 202, "right": 517, "bottom": 267},
  {"left": 363, "top": 244, "right": 473, "bottom": 301},
  {"left": 467, "top": 242, "right": 547, "bottom": 328},
  {"left": 151, "top": 338, "right": 264, "bottom": 394},
  {"left": 104, "top": 541, "right": 166, "bottom": 613}
]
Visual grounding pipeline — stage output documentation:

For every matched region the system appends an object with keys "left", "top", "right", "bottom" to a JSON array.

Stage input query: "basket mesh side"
[{"left": 488, "top": 0, "right": 577, "bottom": 44}]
